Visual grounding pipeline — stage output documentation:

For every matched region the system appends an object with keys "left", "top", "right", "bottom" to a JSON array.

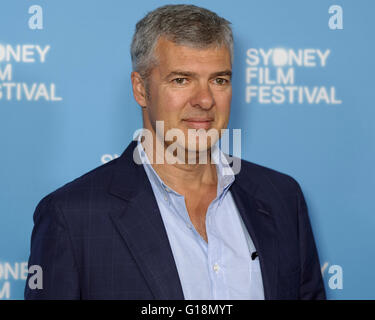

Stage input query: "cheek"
[
  {"left": 147, "top": 88, "right": 187, "bottom": 127},
  {"left": 160, "top": 89, "right": 189, "bottom": 112},
  {"left": 152, "top": 91, "right": 189, "bottom": 129},
  {"left": 146, "top": 88, "right": 170, "bottom": 119},
  {"left": 216, "top": 92, "right": 232, "bottom": 115}
]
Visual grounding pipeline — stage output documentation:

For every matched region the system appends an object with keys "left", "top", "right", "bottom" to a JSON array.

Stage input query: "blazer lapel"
[
  {"left": 231, "top": 175, "right": 279, "bottom": 300},
  {"left": 108, "top": 141, "right": 184, "bottom": 300}
]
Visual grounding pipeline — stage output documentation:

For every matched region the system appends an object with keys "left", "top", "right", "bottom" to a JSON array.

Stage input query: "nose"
[{"left": 191, "top": 82, "right": 215, "bottom": 110}]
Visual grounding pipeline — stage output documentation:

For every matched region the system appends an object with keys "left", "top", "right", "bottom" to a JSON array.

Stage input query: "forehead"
[{"left": 152, "top": 37, "right": 231, "bottom": 73}]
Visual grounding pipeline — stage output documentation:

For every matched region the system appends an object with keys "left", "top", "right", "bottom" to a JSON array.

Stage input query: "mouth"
[{"left": 182, "top": 118, "right": 214, "bottom": 130}]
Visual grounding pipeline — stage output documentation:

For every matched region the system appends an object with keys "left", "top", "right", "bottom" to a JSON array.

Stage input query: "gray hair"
[{"left": 130, "top": 4, "right": 234, "bottom": 79}]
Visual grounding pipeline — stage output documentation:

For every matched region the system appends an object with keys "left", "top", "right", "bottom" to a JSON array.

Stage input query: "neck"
[{"left": 141, "top": 133, "right": 218, "bottom": 193}]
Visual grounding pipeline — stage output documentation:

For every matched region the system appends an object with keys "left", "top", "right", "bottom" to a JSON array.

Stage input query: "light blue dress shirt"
[{"left": 137, "top": 139, "right": 265, "bottom": 300}]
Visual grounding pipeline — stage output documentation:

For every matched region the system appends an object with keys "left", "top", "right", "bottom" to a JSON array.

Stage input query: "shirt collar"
[
  {"left": 211, "top": 142, "right": 235, "bottom": 198},
  {"left": 136, "top": 135, "right": 178, "bottom": 205}
]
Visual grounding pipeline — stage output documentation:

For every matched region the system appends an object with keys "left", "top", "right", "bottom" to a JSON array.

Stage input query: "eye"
[
  {"left": 172, "top": 78, "right": 188, "bottom": 85},
  {"left": 213, "top": 78, "right": 230, "bottom": 85}
]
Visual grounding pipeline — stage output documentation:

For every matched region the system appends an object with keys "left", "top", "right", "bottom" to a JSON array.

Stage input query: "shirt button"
[{"left": 213, "top": 263, "right": 220, "bottom": 273}]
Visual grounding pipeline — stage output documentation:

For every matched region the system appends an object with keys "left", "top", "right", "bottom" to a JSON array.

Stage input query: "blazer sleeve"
[
  {"left": 295, "top": 181, "right": 326, "bottom": 299},
  {"left": 24, "top": 195, "right": 81, "bottom": 299}
]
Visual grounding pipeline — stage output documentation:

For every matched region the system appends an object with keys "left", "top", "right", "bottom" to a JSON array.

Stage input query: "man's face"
[{"left": 133, "top": 37, "right": 232, "bottom": 153}]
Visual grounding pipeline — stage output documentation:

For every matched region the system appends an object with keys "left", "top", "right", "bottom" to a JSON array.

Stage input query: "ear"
[{"left": 131, "top": 71, "right": 147, "bottom": 107}]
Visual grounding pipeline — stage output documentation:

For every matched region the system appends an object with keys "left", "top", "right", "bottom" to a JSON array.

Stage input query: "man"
[{"left": 25, "top": 4, "right": 325, "bottom": 299}]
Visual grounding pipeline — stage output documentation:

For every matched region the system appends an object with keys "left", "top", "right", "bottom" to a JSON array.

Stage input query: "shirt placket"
[{"left": 206, "top": 198, "right": 228, "bottom": 300}]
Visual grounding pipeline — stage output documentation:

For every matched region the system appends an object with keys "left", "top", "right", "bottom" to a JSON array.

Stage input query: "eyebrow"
[{"left": 165, "top": 70, "right": 232, "bottom": 80}]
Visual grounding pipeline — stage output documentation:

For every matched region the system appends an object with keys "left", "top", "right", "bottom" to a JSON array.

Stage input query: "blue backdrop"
[{"left": 0, "top": 0, "right": 374, "bottom": 299}]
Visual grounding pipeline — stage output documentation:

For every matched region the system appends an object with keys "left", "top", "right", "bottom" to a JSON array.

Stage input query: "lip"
[{"left": 182, "top": 118, "right": 214, "bottom": 129}]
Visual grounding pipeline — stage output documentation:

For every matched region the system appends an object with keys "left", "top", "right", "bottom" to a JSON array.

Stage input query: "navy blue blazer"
[{"left": 25, "top": 141, "right": 326, "bottom": 299}]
